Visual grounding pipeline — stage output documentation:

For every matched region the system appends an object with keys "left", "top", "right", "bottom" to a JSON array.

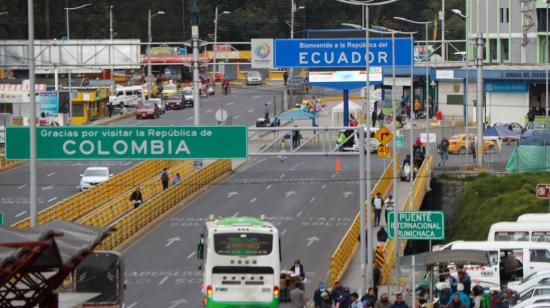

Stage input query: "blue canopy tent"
[
  {"left": 275, "top": 109, "right": 317, "bottom": 126},
  {"left": 484, "top": 126, "right": 521, "bottom": 140}
]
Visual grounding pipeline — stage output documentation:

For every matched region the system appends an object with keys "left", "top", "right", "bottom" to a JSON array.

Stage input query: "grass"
[{"left": 447, "top": 173, "right": 550, "bottom": 242}]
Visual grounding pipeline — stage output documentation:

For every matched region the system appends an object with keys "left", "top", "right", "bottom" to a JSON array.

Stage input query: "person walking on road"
[
  {"left": 438, "top": 137, "right": 450, "bottom": 167},
  {"left": 390, "top": 293, "right": 409, "bottom": 308},
  {"left": 313, "top": 282, "right": 332, "bottom": 308},
  {"left": 445, "top": 294, "right": 466, "bottom": 308},
  {"left": 375, "top": 293, "right": 391, "bottom": 308},
  {"left": 107, "top": 101, "right": 114, "bottom": 118},
  {"left": 172, "top": 173, "right": 181, "bottom": 185},
  {"left": 283, "top": 70, "right": 289, "bottom": 86},
  {"left": 378, "top": 109, "right": 385, "bottom": 128},
  {"left": 161, "top": 168, "right": 170, "bottom": 190},
  {"left": 372, "top": 110, "right": 378, "bottom": 127},
  {"left": 414, "top": 98, "right": 421, "bottom": 119},
  {"left": 372, "top": 192, "right": 383, "bottom": 227},
  {"left": 292, "top": 126, "right": 301, "bottom": 149},
  {"left": 264, "top": 103, "right": 270, "bottom": 124},
  {"left": 290, "top": 282, "right": 307, "bottom": 308},
  {"left": 377, "top": 226, "right": 388, "bottom": 242},
  {"left": 129, "top": 187, "right": 143, "bottom": 209}
]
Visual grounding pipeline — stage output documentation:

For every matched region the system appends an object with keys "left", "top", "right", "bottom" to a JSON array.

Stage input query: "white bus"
[
  {"left": 517, "top": 213, "right": 550, "bottom": 223},
  {"left": 441, "top": 241, "right": 550, "bottom": 290},
  {"left": 487, "top": 222, "right": 550, "bottom": 242},
  {"left": 201, "top": 216, "right": 281, "bottom": 307}
]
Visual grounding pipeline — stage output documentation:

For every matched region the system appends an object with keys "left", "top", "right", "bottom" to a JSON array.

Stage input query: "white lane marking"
[
  {"left": 234, "top": 115, "right": 240, "bottom": 119},
  {"left": 285, "top": 191, "right": 296, "bottom": 198},
  {"left": 296, "top": 211, "right": 302, "bottom": 218},
  {"left": 310, "top": 197, "right": 316, "bottom": 203},
  {"left": 306, "top": 236, "right": 320, "bottom": 247},
  {"left": 42, "top": 185, "right": 54, "bottom": 191},
  {"left": 15, "top": 211, "right": 27, "bottom": 218},
  {"left": 126, "top": 303, "right": 138, "bottom": 308},
  {"left": 75, "top": 185, "right": 81, "bottom": 189},
  {"left": 321, "top": 184, "right": 327, "bottom": 190},
  {"left": 266, "top": 184, "right": 271, "bottom": 190},
  {"left": 46, "top": 172, "right": 55, "bottom": 177},
  {"left": 227, "top": 102, "right": 234, "bottom": 105},
  {"left": 252, "top": 95, "right": 262, "bottom": 99},
  {"left": 48, "top": 197, "right": 58, "bottom": 203},
  {"left": 250, "top": 198, "right": 257, "bottom": 203},
  {"left": 187, "top": 251, "right": 196, "bottom": 259},
  {"left": 280, "top": 174, "right": 285, "bottom": 178},
  {"left": 158, "top": 276, "right": 169, "bottom": 285},
  {"left": 186, "top": 116, "right": 193, "bottom": 120},
  {"left": 331, "top": 173, "right": 336, "bottom": 178},
  {"left": 281, "top": 229, "right": 287, "bottom": 236},
  {"left": 124, "top": 161, "right": 132, "bottom": 166},
  {"left": 71, "top": 162, "right": 83, "bottom": 166},
  {"left": 206, "top": 109, "right": 213, "bottom": 113},
  {"left": 248, "top": 109, "right": 254, "bottom": 113},
  {"left": 226, "top": 191, "right": 239, "bottom": 198},
  {"left": 233, "top": 212, "right": 240, "bottom": 217},
  {"left": 17, "top": 185, "right": 27, "bottom": 189}
]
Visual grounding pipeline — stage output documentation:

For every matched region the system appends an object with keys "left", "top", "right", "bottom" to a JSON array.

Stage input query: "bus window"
[
  {"left": 530, "top": 249, "right": 550, "bottom": 262},
  {"left": 532, "top": 232, "right": 550, "bottom": 242},
  {"left": 494, "top": 231, "right": 529, "bottom": 241},
  {"left": 488, "top": 251, "right": 499, "bottom": 266},
  {"left": 214, "top": 233, "right": 273, "bottom": 256}
]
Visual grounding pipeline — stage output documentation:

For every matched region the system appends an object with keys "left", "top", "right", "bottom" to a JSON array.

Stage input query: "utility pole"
[
  {"left": 110, "top": 5, "right": 114, "bottom": 91},
  {"left": 182, "top": 0, "right": 185, "bottom": 39},
  {"left": 476, "top": 0, "right": 484, "bottom": 167},
  {"left": 191, "top": 0, "right": 200, "bottom": 126},
  {"left": 441, "top": 0, "right": 446, "bottom": 61},
  {"left": 147, "top": 9, "right": 165, "bottom": 99},
  {"left": 28, "top": 0, "right": 37, "bottom": 227}
]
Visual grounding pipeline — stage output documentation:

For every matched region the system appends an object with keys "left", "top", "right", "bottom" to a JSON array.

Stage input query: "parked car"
[
  {"left": 147, "top": 98, "right": 165, "bottom": 114},
  {"left": 526, "top": 122, "right": 550, "bottom": 130},
  {"left": 336, "top": 127, "right": 380, "bottom": 153},
  {"left": 161, "top": 83, "right": 179, "bottom": 98},
  {"left": 511, "top": 295, "right": 550, "bottom": 308},
  {"left": 508, "top": 270, "right": 550, "bottom": 295},
  {"left": 494, "top": 122, "right": 525, "bottom": 135},
  {"left": 166, "top": 94, "right": 184, "bottom": 110},
  {"left": 523, "top": 128, "right": 550, "bottom": 139},
  {"left": 109, "top": 86, "right": 144, "bottom": 107},
  {"left": 181, "top": 87, "right": 194, "bottom": 108},
  {"left": 246, "top": 71, "right": 263, "bottom": 85},
  {"left": 79, "top": 167, "right": 112, "bottom": 191},
  {"left": 447, "top": 133, "right": 496, "bottom": 154},
  {"left": 136, "top": 101, "right": 161, "bottom": 119},
  {"left": 517, "top": 286, "right": 550, "bottom": 304}
]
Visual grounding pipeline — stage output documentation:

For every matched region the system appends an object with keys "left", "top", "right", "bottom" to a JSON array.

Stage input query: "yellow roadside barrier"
[
  {"left": 381, "top": 155, "right": 432, "bottom": 285},
  {"left": 329, "top": 154, "right": 399, "bottom": 287},
  {"left": 97, "top": 160, "right": 231, "bottom": 250},
  {"left": 12, "top": 160, "right": 177, "bottom": 229},
  {"left": 77, "top": 161, "right": 195, "bottom": 227}
]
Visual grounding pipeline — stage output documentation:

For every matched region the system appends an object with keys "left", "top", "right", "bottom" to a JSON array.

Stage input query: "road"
[
  {"left": 122, "top": 154, "right": 387, "bottom": 307},
  {"left": 0, "top": 84, "right": 284, "bottom": 225}
]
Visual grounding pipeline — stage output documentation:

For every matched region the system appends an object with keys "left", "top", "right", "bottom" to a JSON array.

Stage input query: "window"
[
  {"left": 519, "top": 289, "right": 534, "bottom": 302},
  {"left": 500, "top": 8, "right": 504, "bottom": 23},
  {"left": 490, "top": 39, "right": 498, "bottom": 62},
  {"left": 488, "top": 251, "right": 499, "bottom": 266},
  {"left": 125, "top": 90, "right": 132, "bottom": 96},
  {"left": 534, "top": 288, "right": 550, "bottom": 296},
  {"left": 501, "top": 39, "right": 509, "bottom": 62},
  {"left": 530, "top": 249, "right": 550, "bottom": 262},
  {"left": 538, "top": 9, "right": 549, "bottom": 32},
  {"left": 532, "top": 232, "right": 550, "bottom": 242},
  {"left": 539, "top": 278, "right": 550, "bottom": 285},
  {"left": 447, "top": 95, "right": 464, "bottom": 105},
  {"left": 507, "top": 8, "right": 509, "bottom": 23},
  {"left": 72, "top": 103, "right": 84, "bottom": 117}
]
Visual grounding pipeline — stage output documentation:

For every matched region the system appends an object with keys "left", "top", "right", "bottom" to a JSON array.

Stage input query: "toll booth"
[{"left": 69, "top": 87, "right": 109, "bottom": 125}]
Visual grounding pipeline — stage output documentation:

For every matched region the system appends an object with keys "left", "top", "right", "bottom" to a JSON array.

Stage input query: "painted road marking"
[
  {"left": 233, "top": 212, "right": 240, "bottom": 217},
  {"left": 234, "top": 115, "right": 240, "bottom": 119},
  {"left": 158, "top": 276, "right": 169, "bottom": 285},
  {"left": 126, "top": 303, "right": 138, "bottom": 308},
  {"left": 285, "top": 191, "right": 296, "bottom": 198},
  {"left": 248, "top": 109, "right": 254, "bottom": 113},
  {"left": 124, "top": 161, "right": 132, "bottom": 166},
  {"left": 186, "top": 116, "right": 193, "bottom": 120},
  {"left": 331, "top": 173, "right": 336, "bottom": 178},
  {"left": 227, "top": 102, "right": 234, "bottom": 105},
  {"left": 17, "top": 185, "right": 27, "bottom": 189},
  {"left": 46, "top": 172, "right": 55, "bottom": 177},
  {"left": 252, "top": 95, "right": 262, "bottom": 99},
  {"left": 266, "top": 184, "right": 271, "bottom": 190},
  {"left": 226, "top": 191, "right": 238, "bottom": 198},
  {"left": 321, "top": 184, "right": 327, "bottom": 190},
  {"left": 48, "top": 197, "right": 58, "bottom": 203},
  {"left": 41, "top": 185, "right": 54, "bottom": 191},
  {"left": 310, "top": 197, "right": 316, "bottom": 203},
  {"left": 342, "top": 191, "right": 354, "bottom": 198},
  {"left": 296, "top": 211, "right": 302, "bottom": 218},
  {"left": 187, "top": 251, "right": 196, "bottom": 259},
  {"left": 281, "top": 229, "right": 287, "bottom": 236},
  {"left": 15, "top": 211, "right": 27, "bottom": 218},
  {"left": 280, "top": 174, "right": 285, "bottom": 178},
  {"left": 250, "top": 198, "right": 256, "bottom": 203},
  {"left": 206, "top": 109, "right": 213, "bottom": 113}
]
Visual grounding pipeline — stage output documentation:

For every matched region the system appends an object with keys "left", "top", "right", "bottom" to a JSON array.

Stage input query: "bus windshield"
[{"left": 214, "top": 233, "right": 273, "bottom": 256}]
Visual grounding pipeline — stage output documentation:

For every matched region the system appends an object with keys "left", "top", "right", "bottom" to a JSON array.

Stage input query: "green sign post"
[
  {"left": 396, "top": 135, "right": 405, "bottom": 148},
  {"left": 387, "top": 211, "right": 445, "bottom": 240},
  {"left": 0, "top": 212, "right": 3, "bottom": 225},
  {"left": 6, "top": 126, "right": 247, "bottom": 160}
]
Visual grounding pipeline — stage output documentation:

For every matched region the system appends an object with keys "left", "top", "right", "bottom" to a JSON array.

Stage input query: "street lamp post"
[
  {"left": 65, "top": 3, "right": 91, "bottom": 125},
  {"left": 394, "top": 17, "right": 432, "bottom": 159},
  {"left": 213, "top": 7, "right": 230, "bottom": 86},
  {"left": 441, "top": 0, "right": 446, "bottom": 61},
  {"left": 289, "top": 0, "right": 305, "bottom": 78},
  {"left": 110, "top": 5, "right": 114, "bottom": 93},
  {"left": 147, "top": 10, "right": 165, "bottom": 99},
  {"left": 337, "top": 0, "right": 399, "bottom": 294},
  {"left": 27, "top": 0, "right": 37, "bottom": 226},
  {"left": 545, "top": 0, "right": 549, "bottom": 120}
]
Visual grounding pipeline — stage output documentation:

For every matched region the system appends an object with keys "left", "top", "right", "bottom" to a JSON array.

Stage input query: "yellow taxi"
[{"left": 447, "top": 134, "right": 496, "bottom": 154}]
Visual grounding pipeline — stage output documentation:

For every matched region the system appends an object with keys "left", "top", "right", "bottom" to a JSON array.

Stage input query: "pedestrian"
[
  {"left": 372, "top": 192, "right": 383, "bottom": 227},
  {"left": 372, "top": 110, "right": 378, "bottom": 127},
  {"left": 471, "top": 286, "right": 483, "bottom": 308},
  {"left": 331, "top": 281, "right": 348, "bottom": 307},
  {"left": 129, "top": 187, "right": 143, "bottom": 209},
  {"left": 290, "top": 281, "right": 307, "bottom": 308},
  {"left": 351, "top": 292, "right": 362, "bottom": 308},
  {"left": 436, "top": 281, "right": 452, "bottom": 307},
  {"left": 384, "top": 195, "right": 395, "bottom": 224},
  {"left": 373, "top": 265, "right": 381, "bottom": 296},
  {"left": 264, "top": 103, "right": 270, "bottom": 124},
  {"left": 283, "top": 70, "right": 289, "bottom": 86},
  {"left": 503, "top": 289, "right": 518, "bottom": 306},
  {"left": 391, "top": 293, "right": 409, "bottom": 308},
  {"left": 292, "top": 126, "right": 301, "bottom": 149},
  {"left": 121, "top": 105, "right": 127, "bottom": 115},
  {"left": 469, "top": 141, "right": 477, "bottom": 163},
  {"left": 375, "top": 293, "right": 391, "bottom": 308},
  {"left": 492, "top": 293, "right": 509, "bottom": 308},
  {"left": 378, "top": 109, "right": 385, "bottom": 127},
  {"left": 438, "top": 138, "right": 450, "bottom": 167},
  {"left": 107, "top": 101, "right": 114, "bottom": 118},
  {"left": 445, "top": 294, "right": 466, "bottom": 308},
  {"left": 362, "top": 287, "right": 377, "bottom": 307},
  {"left": 172, "top": 173, "right": 181, "bottom": 185},
  {"left": 223, "top": 78, "right": 230, "bottom": 95},
  {"left": 290, "top": 259, "right": 305, "bottom": 280},
  {"left": 377, "top": 226, "right": 388, "bottom": 242},
  {"left": 414, "top": 98, "right": 421, "bottom": 119},
  {"left": 454, "top": 283, "right": 470, "bottom": 308},
  {"left": 161, "top": 168, "right": 170, "bottom": 190},
  {"left": 197, "top": 233, "right": 205, "bottom": 270},
  {"left": 313, "top": 282, "right": 331, "bottom": 308},
  {"left": 527, "top": 108, "right": 536, "bottom": 125},
  {"left": 457, "top": 270, "right": 471, "bottom": 296},
  {"left": 350, "top": 113, "right": 358, "bottom": 126}
]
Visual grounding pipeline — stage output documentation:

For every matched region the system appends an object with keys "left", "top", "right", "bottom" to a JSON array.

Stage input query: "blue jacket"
[{"left": 455, "top": 291, "right": 470, "bottom": 308}]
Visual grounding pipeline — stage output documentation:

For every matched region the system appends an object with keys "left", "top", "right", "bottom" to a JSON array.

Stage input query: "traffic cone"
[{"left": 335, "top": 157, "right": 342, "bottom": 173}]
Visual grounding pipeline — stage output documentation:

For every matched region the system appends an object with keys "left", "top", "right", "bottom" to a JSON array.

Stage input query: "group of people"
[
  {"left": 310, "top": 280, "right": 409, "bottom": 308},
  {"left": 128, "top": 168, "right": 182, "bottom": 209},
  {"left": 371, "top": 192, "right": 395, "bottom": 228}
]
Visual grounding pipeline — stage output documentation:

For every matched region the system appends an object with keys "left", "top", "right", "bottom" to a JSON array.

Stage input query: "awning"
[{"left": 399, "top": 249, "right": 490, "bottom": 271}]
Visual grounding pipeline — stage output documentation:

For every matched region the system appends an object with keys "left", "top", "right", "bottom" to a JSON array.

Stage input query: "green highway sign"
[
  {"left": 387, "top": 211, "right": 445, "bottom": 240},
  {"left": 6, "top": 126, "right": 247, "bottom": 160},
  {"left": 396, "top": 135, "right": 405, "bottom": 148},
  {"left": 0, "top": 212, "right": 3, "bottom": 225}
]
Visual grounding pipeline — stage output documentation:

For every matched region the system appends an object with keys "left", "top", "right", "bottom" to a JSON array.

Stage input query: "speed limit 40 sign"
[{"left": 377, "top": 145, "right": 392, "bottom": 158}]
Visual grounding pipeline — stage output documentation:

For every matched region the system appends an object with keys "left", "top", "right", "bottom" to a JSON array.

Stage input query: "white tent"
[{"left": 331, "top": 101, "right": 362, "bottom": 126}]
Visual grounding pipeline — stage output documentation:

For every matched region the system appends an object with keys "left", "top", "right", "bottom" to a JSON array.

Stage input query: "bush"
[{"left": 447, "top": 173, "right": 550, "bottom": 242}]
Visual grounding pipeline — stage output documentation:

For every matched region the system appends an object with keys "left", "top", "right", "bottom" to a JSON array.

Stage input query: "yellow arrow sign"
[{"left": 374, "top": 126, "right": 393, "bottom": 145}]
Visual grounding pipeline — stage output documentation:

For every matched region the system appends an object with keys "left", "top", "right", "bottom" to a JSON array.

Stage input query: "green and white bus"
[{"left": 201, "top": 216, "right": 281, "bottom": 307}]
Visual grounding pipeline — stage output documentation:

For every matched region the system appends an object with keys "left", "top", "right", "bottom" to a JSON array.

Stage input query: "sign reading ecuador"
[
  {"left": 274, "top": 38, "right": 413, "bottom": 68},
  {"left": 5, "top": 126, "right": 247, "bottom": 160}
]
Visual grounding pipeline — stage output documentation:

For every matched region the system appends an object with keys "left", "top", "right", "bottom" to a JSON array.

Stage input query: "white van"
[
  {"left": 487, "top": 222, "right": 550, "bottom": 242},
  {"left": 441, "top": 241, "right": 550, "bottom": 290},
  {"left": 517, "top": 213, "right": 550, "bottom": 223},
  {"left": 109, "top": 86, "right": 144, "bottom": 107},
  {"left": 337, "top": 127, "right": 380, "bottom": 153}
]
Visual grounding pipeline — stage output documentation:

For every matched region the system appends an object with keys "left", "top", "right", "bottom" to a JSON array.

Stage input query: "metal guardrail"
[
  {"left": 381, "top": 154, "right": 433, "bottom": 285},
  {"left": 97, "top": 160, "right": 232, "bottom": 250},
  {"left": 12, "top": 160, "right": 177, "bottom": 229},
  {"left": 76, "top": 161, "right": 195, "bottom": 227},
  {"left": 329, "top": 154, "right": 399, "bottom": 287}
]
